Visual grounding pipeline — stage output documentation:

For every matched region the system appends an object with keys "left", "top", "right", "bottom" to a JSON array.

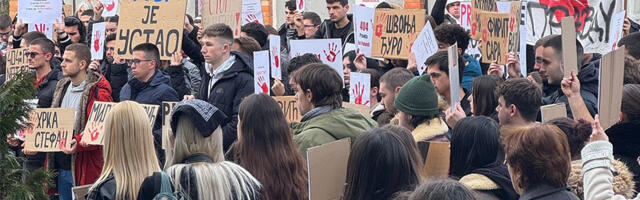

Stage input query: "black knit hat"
[{"left": 170, "top": 100, "right": 227, "bottom": 138}]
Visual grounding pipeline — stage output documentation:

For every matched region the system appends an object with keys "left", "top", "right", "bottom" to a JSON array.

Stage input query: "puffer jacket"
[{"left": 581, "top": 141, "right": 640, "bottom": 200}]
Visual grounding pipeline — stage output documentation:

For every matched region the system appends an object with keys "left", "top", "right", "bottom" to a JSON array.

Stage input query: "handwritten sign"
[
  {"left": 274, "top": 96, "right": 301, "bottom": 122},
  {"left": 540, "top": 103, "right": 568, "bottom": 123},
  {"left": 307, "top": 138, "right": 351, "bottom": 200},
  {"left": 29, "top": 22, "right": 53, "bottom": 39},
  {"left": 269, "top": 35, "right": 282, "bottom": 79},
  {"left": 460, "top": 1, "right": 473, "bottom": 30},
  {"left": 598, "top": 46, "right": 625, "bottom": 130},
  {"left": 115, "top": 0, "right": 186, "bottom": 60},
  {"left": 608, "top": 11, "right": 625, "bottom": 51},
  {"left": 354, "top": 5, "right": 375, "bottom": 57},
  {"left": 372, "top": 9, "right": 425, "bottom": 59},
  {"left": 18, "top": 0, "right": 62, "bottom": 24},
  {"left": 470, "top": 0, "right": 496, "bottom": 40},
  {"left": 82, "top": 102, "right": 159, "bottom": 145},
  {"left": 24, "top": 108, "right": 75, "bottom": 152},
  {"left": 349, "top": 72, "right": 371, "bottom": 107},
  {"left": 253, "top": 50, "right": 270, "bottom": 94},
  {"left": 448, "top": 43, "right": 461, "bottom": 111},
  {"left": 202, "top": 0, "right": 243, "bottom": 36},
  {"left": 91, "top": 22, "right": 106, "bottom": 60},
  {"left": 242, "top": 0, "right": 264, "bottom": 25},
  {"left": 412, "top": 23, "right": 439, "bottom": 75},
  {"left": 289, "top": 39, "right": 344, "bottom": 80},
  {"left": 478, "top": 11, "right": 518, "bottom": 65},
  {"left": 161, "top": 101, "right": 178, "bottom": 150},
  {"left": 101, "top": 0, "right": 119, "bottom": 17},
  {"left": 5, "top": 48, "right": 32, "bottom": 82}
]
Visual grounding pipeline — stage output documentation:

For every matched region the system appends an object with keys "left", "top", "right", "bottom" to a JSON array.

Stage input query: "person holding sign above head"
[
  {"left": 495, "top": 78, "right": 542, "bottom": 128},
  {"left": 425, "top": 51, "right": 471, "bottom": 116},
  {"left": 165, "top": 100, "right": 261, "bottom": 200},
  {"left": 184, "top": 24, "right": 255, "bottom": 152},
  {"left": 49, "top": 43, "right": 113, "bottom": 192},
  {"left": 54, "top": 16, "right": 87, "bottom": 55},
  {"left": 289, "top": 63, "right": 376, "bottom": 158},
  {"left": 295, "top": 0, "right": 354, "bottom": 50},
  {"left": 394, "top": 74, "right": 449, "bottom": 143},
  {"left": 87, "top": 101, "right": 167, "bottom": 200},
  {"left": 433, "top": 24, "right": 481, "bottom": 92},
  {"left": 119, "top": 43, "right": 180, "bottom": 166}
]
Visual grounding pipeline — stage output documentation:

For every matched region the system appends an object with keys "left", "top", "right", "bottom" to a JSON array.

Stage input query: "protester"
[
  {"left": 395, "top": 179, "right": 478, "bottom": 200},
  {"left": 95, "top": 34, "right": 128, "bottom": 101},
  {"left": 55, "top": 16, "right": 87, "bottom": 54},
  {"left": 296, "top": 0, "right": 354, "bottom": 49},
  {"left": 87, "top": 101, "right": 164, "bottom": 200},
  {"left": 185, "top": 24, "right": 254, "bottom": 152},
  {"left": 240, "top": 22, "right": 268, "bottom": 49},
  {"left": 287, "top": 53, "right": 322, "bottom": 75},
  {"left": 289, "top": 63, "right": 376, "bottom": 157},
  {"left": 606, "top": 84, "right": 640, "bottom": 192},
  {"left": 278, "top": 0, "right": 299, "bottom": 52},
  {"left": 433, "top": 24, "right": 482, "bottom": 91},
  {"left": 0, "top": 14, "right": 12, "bottom": 54},
  {"left": 502, "top": 124, "right": 579, "bottom": 199},
  {"left": 231, "top": 94, "right": 308, "bottom": 200},
  {"left": 360, "top": 68, "right": 385, "bottom": 119},
  {"left": 379, "top": 68, "right": 414, "bottom": 119},
  {"left": 533, "top": 35, "right": 557, "bottom": 72},
  {"left": 301, "top": 12, "right": 322, "bottom": 39},
  {"left": 119, "top": 43, "right": 180, "bottom": 164},
  {"left": 166, "top": 100, "right": 261, "bottom": 200},
  {"left": 80, "top": 9, "right": 93, "bottom": 31},
  {"left": 394, "top": 75, "right": 449, "bottom": 142},
  {"left": 618, "top": 32, "right": 640, "bottom": 60},
  {"left": 495, "top": 78, "right": 542, "bottom": 127},
  {"left": 105, "top": 16, "right": 119, "bottom": 36},
  {"left": 51, "top": 44, "right": 112, "bottom": 194},
  {"left": 450, "top": 117, "right": 519, "bottom": 200},
  {"left": 232, "top": 37, "right": 262, "bottom": 59},
  {"left": 425, "top": 51, "right": 471, "bottom": 115},
  {"left": 446, "top": 75, "right": 502, "bottom": 127},
  {"left": 344, "top": 128, "right": 422, "bottom": 200}
]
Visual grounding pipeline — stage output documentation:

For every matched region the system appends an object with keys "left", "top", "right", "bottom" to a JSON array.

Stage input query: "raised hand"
[
  {"left": 354, "top": 49, "right": 367, "bottom": 71},
  {"left": 589, "top": 115, "right": 609, "bottom": 142},
  {"left": 89, "top": 60, "right": 101, "bottom": 71},
  {"left": 257, "top": 76, "right": 268, "bottom": 93},
  {"left": 170, "top": 52, "right": 183, "bottom": 67},
  {"left": 13, "top": 19, "right": 26, "bottom": 36},
  {"left": 93, "top": 1, "right": 104, "bottom": 20},
  {"left": 487, "top": 61, "right": 504, "bottom": 78},
  {"left": 505, "top": 52, "right": 522, "bottom": 78},
  {"left": 561, "top": 70, "right": 581, "bottom": 98},
  {"left": 323, "top": 43, "right": 341, "bottom": 62},
  {"left": 445, "top": 104, "right": 466, "bottom": 128}
]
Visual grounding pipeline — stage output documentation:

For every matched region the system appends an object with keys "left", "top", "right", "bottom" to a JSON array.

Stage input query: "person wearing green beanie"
[{"left": 394, "top": 74, "right": 449, "bottom": 142}]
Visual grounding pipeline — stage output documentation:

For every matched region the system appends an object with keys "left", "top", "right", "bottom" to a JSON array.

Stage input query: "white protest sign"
[
  {"left": 354, "top": 5, "right": 374, "bottom": 57},
  {"left": 355, "top": 0, "right": 403, "bottom": 8},
  {"left": 242, "top": 0, "right": 264, "bottom": 25},
  {"left": 496, "top": 1, "right": 511, "bottom": 12},
  {"left": 349, "top": 72, "right": 371, "bottom": 107},
  {"left": 448, "top": 44, "right": 460, "bottom": 111},
  {"left": 254, "top": 50, "right": 270, "bottom": 94},
  {"left": 269, "top": 35, "right": 282, "bottom": 80},
  {"left": 296, "top": 0, "right": 306, "bottom": 12},
  {"left": 412, "top": 23, "right": 439, "bottom": 76},
  {"left": 344, "top": 43, "right": 356, "bottom": 54},
  {"left": 608, "top": 11, "right": 625, "bottom": 51},
  {"left": 91, "top": 22, "right": 106, "bottom": 60},
  {"left": 460, "top": 1, "right": 473, "bottom": 30},
  {"left": 29, "top": 23, "right": 53, "bottom": 40},
  {"left": 18, "top": 0, "right": 62, "bottom": 24},
  {"left": 101, "top": 0, "right": 119, "bottom": 17},
  {"left": 289, "top": 39, "right": 344, "bottom": 81}
]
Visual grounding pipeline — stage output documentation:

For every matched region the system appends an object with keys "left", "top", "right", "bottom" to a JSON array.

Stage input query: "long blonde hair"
[
  {"left": 89, "top": 101, "right": 161, "bottom": 199},
  {"left": 165, "top": 116, "right": 261, "bottom": 200}
]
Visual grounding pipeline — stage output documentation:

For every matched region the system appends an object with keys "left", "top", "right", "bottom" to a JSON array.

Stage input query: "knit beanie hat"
[{"left": 394, "top": 75, "right": 439, "bottom": 116}]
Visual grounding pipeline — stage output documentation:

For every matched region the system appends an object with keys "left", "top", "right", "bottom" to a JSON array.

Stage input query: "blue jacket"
[
  {"left": 462, "top": 54, "right": 482, "bottom": 91},
  {"left": 197, "top": 52, "right": 254, "bottom": 151}
]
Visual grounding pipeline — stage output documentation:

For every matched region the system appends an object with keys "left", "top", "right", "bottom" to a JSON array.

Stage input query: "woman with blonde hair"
[
  {"left": 87, "top": 101, "right": 164, "bottom": 200},
  {"left": 165, "top": 100, "right": 261, "bottom": 200}
]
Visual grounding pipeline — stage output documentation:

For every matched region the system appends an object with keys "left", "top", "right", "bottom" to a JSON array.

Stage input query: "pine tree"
[{"left": 0, "top": 73, "right": 54, "bottom": 200}]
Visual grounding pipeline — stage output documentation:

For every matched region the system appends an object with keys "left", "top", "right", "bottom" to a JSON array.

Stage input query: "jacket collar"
[
  {"left": 412, "top": 118, "right": 449, "bottom": 141},
  {"left": 520, "top": 183, "right": 570, "bottom": 200}
]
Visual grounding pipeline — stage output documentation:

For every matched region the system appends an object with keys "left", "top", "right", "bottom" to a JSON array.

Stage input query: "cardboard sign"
[
  {"left": 29, "top": 22, "right": 53, "bottom": 39},
  {"left": 202, "top": 0, "right": 243, "bottom": 36},
  {"left": 5, "top": 48, "right": 32, "bottom": 82},
  {"left": 9, "top": 0, "right": 18, "bottom": 20},
  {"left": 372, "top": 9, "right": 426, "bottom": 59},
  {"left": 307, "top": 138, "right": 351, "bottom": 200},
  {"left": 470, "top": 0, "right": 496, "bottom": 39},
  {"left": 598, "top": 46, "right": 625, "bottom": 130},
  {"left": 478, "top": 11, "right": 519, "bottom": 65},
  {"left": 82, "top": 102, "right": 159, "bottom": 145},
  {"left": 349, "top": 72, "right": 371, "bottom": 107},
  {"left": 91, "top": 22, "right": 106, "bottom": 60},
  {"left": 101, "top": 0, "right": 119, "bottom": 17},
  {"left": 296, "top": 0, "right": 305, "bottom": 12},
  {"left": 541, "top": 103, "right": 568, "bottom": 123},
  {"left": 608, "top": 11, "right": 625, "bottom": 51},
  {"left": 161, "top": 101, "right": 178, "bottom": 150},
  {"left": 356, "top": 0, "right": 404, "bottom": 8},
  {"left": 343, "top": 103, "right": 372, "bottom": 118},
  {"left": 269, "top": 35, "right": 282, "bottom": 80},
  {"left": 18, "top": 0, "right": 62, "bottom": 24},
  {"left": 417, "top": 141, "right": 451, "bottom": 178},
  {"left": 561, "top": 16, "right": 579, "bottom": 77},
  {"left": 253, "top": 50, "right": 270, "bottom": 94},
  {"left": 412, "top": 23, "right": 439, "bottom": 75},
  {"left": 115, "top": 0, "right": 186, "bottom": 60},
  {"left": 72, "top": 185, "right": 92, "bottom": 200},
  {"left": 274, "top": 96, "right": 301, "bottom": 122},
  {"left": 23, "top": 108, "right": 75, "bottom": 152},
  {"left": 448, "top": 44, "right": 460, "bottom": 112},
  {"left": 289, "top": 39, "right": 344, "bottom": 80},
  {"left": 62, "top": 5, "right": 73, "bottom": 17},
  {"left": 354, "top": 5, "right": 375, "bottom": 57},
  {"left": 242, "top": 0, "right": 264, "bottom": 25},
  {"left": 525, "top": 0, "right": 624, "bottom": 54}
]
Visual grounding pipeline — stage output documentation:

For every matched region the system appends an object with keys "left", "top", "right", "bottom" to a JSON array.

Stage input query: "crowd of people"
[{"left": 1, "top": 0, "right": 640, "bottom": 199}]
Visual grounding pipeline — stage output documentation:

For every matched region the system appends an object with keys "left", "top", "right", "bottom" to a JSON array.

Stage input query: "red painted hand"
[
  {"left": 257, "top": 76, "right": 268, "bottom": 93},
  {"left": 246, "top": 14, "right": 259, "bottom": 24},
  {"left": 323, "top": 43, "right": 341, "bottom": 62},
  {"left": 88, "top": 121, "right": 103, "bottom": 142},
  {"left": 94, "top": 30, "right": 101, "bottom": 52},
  {"left": 272, "top": 47, "right": 280, "bottom": 68},
  {"left": 106, "top": 0, "right": 116, "bottom": 11},
  {"left": 352, "top": 82, "right": 369, "bottom": 105}
]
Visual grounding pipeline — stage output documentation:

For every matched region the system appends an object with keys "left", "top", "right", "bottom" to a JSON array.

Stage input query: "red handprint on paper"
[
  {"left": 298, "top": 0, "right": 304, "bottom": 10},
  {"left": 374, "top": 13, "right": 387, "bottom": 37},
  {"left": 58, "top": 129, "right": 67, "bottom": 149},
  {"left": 352, "top": 82, "right": 369, "bottom": 105},
  {"left": 257, "top": 76, "right": 268, "bottom": 93},
  {"left": 88, "top": 121, "right": 103, "bottom": 142},
  {"left": 509, "top": 17, "right": 516, "bottom": 32},
  {"left": 272, "top": 47, "right": 280, "bottom": 68},
  {"left": 323, "top": 43, "right": 341, "bottom": 62},
  {"left": 245, "top": 14, "right": 260, "bottom": 24},
  {"left": 93, "top": 30, "right": 101, "bottom": 52},
  {"left": 106, "top": 0, "right": 116, "bottom": 11},
  {"left": 482, "top": 29, "right": 488, "bottom": 42}
]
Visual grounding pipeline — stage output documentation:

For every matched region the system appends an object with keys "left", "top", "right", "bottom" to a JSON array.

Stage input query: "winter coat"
[
  {"left": 86, "top": 172, "right": 166, "bottom": 200},
  {"left": 182, "top": 59, "right": 202, "bottom": 96},
  {"left": 36, "top": 68, "right": 62, "bottom": 108},
  {"left": 462, "top": 54, "right": 482, "bottom": 92},
  {"left": 606, "top": 121, "right": 640, "bottom": 192},
  {"left": 99, "top": 60, "right": 129, "bottom": 102},
  {"left": 49, "top": 70, "right": 113, "bottom": 186},
  {"left": 459, "top": 164, "right": 520, "bottom": 200},
  {"left": 197, "top": 52, "right": 254, "bottom": 152},
  {"left": 412, "top": 118, "right": 450, "bottom": 143},
  {"left": 542, "top": 61, "right": 599, "bottom": 118},
  {"left": 278, "top": 23, "right": 298, "bottom": 54},
  {"left": 568, "top": 159, "right": 636, "bottom": 199},
  {"left": 290, "top": 107, "right": 377, "bottom": 158},
  {"left": 581, "top": 141, "right": 640, "bottom": 200},
  {"left": 519, "top": 183, "right": 580, "bottom": 200}
]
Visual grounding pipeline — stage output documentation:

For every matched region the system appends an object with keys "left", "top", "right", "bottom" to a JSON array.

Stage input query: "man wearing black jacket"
[
  {"left": 93, "top": 34, "right": 128, "bottom": 101},
  {"left": 184, "top": 24, "right": 254, "bottom": 152},
  {"left": 295, "top": 0, "right": 354, "bottom": 49}
]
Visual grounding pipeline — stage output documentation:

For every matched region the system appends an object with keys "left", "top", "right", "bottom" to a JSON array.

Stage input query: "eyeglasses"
[
  {"left": 0, "top": 30, "right": 12, "bottom": 36},
  {"left": 303, "top": 24, "right": 317, "bottom": 28},
  {"left": 127, "top": 59, "right": 153, "bottom": 65},
  {"left": 26, "top": 51, "right": 44, "bottom": 58}
]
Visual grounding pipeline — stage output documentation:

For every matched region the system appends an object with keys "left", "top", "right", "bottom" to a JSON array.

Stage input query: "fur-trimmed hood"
[{"left": 568, "top": 159, "right": 636, "bottom": 199}]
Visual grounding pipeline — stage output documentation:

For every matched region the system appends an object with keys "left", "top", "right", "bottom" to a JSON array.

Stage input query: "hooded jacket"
[
  {"left": 542, "top": 61, "right": 599, "bottom": 118},
  {"left": 291, "top": 107, "right": 377, "bottom": 158},
  {"left": 49, "top": 70, "right": 113, "bottom": 186},
  {"left": 606, "top": 121, "right": 640, "bottom": 192},
  {"left": 197, "top": 52, "right": 254, "bottom": 152}
]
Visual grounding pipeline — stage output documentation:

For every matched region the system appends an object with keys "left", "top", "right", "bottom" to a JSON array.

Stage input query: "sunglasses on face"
[
  {"left": 0, "top": 30, "right": 12, "bottom": 36},
  {"left": 127, "top": 59, "right": 153, "bottom": 65},
  {"left": 26, "top": 51, "right": 44, "bottom": 58}
]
